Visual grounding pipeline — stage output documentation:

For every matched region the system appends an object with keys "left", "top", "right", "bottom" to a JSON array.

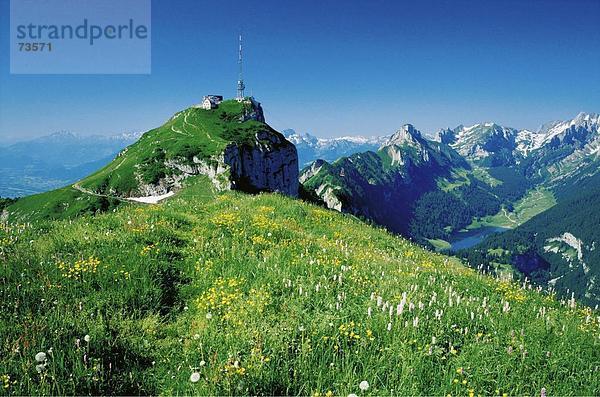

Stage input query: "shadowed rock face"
[{"left": 224, "top": 130, "right": 299, "bottom": 197}]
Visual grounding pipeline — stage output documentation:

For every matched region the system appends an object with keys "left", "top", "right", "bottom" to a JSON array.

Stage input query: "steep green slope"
[
  {"left": 4, "top": 98, "right": 298, "bottom": 222},
  {"left": 1, "top": 177, "right": 598, "bottom": 395},
  {"left": 460, "top": 173, "right": 600, "bottom": 306},
  {"left": 79, "top": 99, "right": 270, "bottom": 196},
  {"left": 301, "top": 126, "right": 530, "bottom": 242},
  {"left": 301, "top": 125, "right": 471, "bottom": 236},
  {"left": 4, "top": 186, "right": 124, "bottom": 223}
]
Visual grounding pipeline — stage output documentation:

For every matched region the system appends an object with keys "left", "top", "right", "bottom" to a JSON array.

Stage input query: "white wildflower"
[
  {"left": 190, "top": 371, "right": 200, "bottom": 383},
  {"left": 359, "top": 380, "right": 369, "bottom": 391}
]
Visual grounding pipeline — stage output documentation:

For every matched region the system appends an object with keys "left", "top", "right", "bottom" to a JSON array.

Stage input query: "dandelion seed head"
[
  {"left": 190, "top": 371, "right": 200, "bottom": 383},
  {"left": 35, "top": 352, "right": 46, "bottom": 362},
  {"left": 359, "top": 380, "right": 369, "bottom": 391}
]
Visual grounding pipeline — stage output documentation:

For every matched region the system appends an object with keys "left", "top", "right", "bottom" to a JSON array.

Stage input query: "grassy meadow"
[
  {"left": 1, "top": 176, "right": 599, "bottom": 395},
  {"left": 468, "top": 188, "right": 556, "bottom": 230}
]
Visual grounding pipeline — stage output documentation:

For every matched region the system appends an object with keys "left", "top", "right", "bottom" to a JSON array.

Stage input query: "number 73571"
[{"left": 18, "top": 42, "right": 52, "bottom": 52}]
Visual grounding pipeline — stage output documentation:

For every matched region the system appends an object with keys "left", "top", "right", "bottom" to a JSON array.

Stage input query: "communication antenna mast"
[{"left": 236, "top": 33, "right": 246, "bottom": 101}]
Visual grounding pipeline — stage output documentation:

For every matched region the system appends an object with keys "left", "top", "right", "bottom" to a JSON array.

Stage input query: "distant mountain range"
[
  {"left": 301, "top": 112, "right": 600, "bottom": 305},
  {"left": 282, "top": 129, "right": 389, "bottom": 166},
  {"left": 0, "top": 131, "right": 141, "bottom": 197},
  {"left": 439, "top": 112, "right": 600, "bottom": 168}
]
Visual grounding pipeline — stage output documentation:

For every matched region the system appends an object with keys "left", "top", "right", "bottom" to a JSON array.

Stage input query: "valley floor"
[
  {"left": 469, "top": 188, "right": 556, "bottom": 230},
  {"left": 430, "top": 188, "right": 557, "bottom": 252}
]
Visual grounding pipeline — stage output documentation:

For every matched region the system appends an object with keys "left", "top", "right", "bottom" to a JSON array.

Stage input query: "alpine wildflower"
[{"left": 359, "top": 380, "right": 369, "bottom": 391}]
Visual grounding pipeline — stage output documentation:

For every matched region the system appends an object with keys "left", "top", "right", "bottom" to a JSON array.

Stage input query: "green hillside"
[
  {"left": 5, "top": 186, "right": 123, "bottom": 223},
  {"left": 301, "top": 135, "right": 530, "bottom": 242},
  {"left": 79, "top": 99, "right": 268, "bottom": 197},
  {"left": 3, "top": 99, "right": 284, "bottom": 223},
  {"left": 300, "top": 126, "right": 473, "bottom": 237},
  {"left": 1, "top": 176, "right": 598, "bottom": 395},
  {"left": 459, "top": 174, "right": 600, "bottom": 306}
]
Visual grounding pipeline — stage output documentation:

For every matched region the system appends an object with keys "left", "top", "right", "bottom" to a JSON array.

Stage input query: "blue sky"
[{"left": 1, "top": 0, "right": 599, "bottom": 142}]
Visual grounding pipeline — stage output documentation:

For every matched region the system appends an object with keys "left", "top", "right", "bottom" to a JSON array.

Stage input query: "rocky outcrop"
[
  {"left": 224, "top": 130, "right": 299, "bottom": 197},
  {"left": 145, "top": 129, "right": 299, "bottom": 197},
  {"left": 240, "top": 98, "right": 266, "bottom": 123},
  {"left": 315, "top": 184, "right": 343, "bottom": 211}
]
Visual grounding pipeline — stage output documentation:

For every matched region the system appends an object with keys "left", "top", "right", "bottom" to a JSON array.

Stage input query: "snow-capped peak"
[
  {"left": 572, "top": 112, "right": 600, "bottom": 126},
  {"left": 283, "top": 129, "right": 388, "bottom": 148},
  {"left": 515, "top": 112, "right": 600, "bottom": 155},
  {"left": 282, "top": 129, "right": 326, "bottom": 147}
]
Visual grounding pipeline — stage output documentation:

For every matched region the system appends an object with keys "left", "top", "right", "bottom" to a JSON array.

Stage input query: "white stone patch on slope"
[
  {"left": 315, "top": 184, "right": 343, "bottom": 212},
  {"left": 129, "top": 191, "right": 175, "bottom": 204},
  {"left": 586, "top": 275, "right": 597, "bottom": 300},
  {"left": 299, "top": 161, "right": 325, "bottom": 184},
  {"left": 548, "top": 232, "right": 584, "bottom": 261},
  {"left": 471, "top": 145, "right": 490, "bottom": 159},
  {"left": 547, "top": 275, "right": 563, "bottom": 286},
  {"left": 544, "top": 232, "right": 589, "bottom": 274}
]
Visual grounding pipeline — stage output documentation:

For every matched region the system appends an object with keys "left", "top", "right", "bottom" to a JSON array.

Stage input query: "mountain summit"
[
  {"left": 384, "top": 124, "right": 423, "bottom": 146},
  {"left": 78, "top": 98, "right": 299, "bottom": 199},
  {"left": 300, "top": 122, "right": 467, "bottom": 234},
  {"left": 5, "top": 98, "right": 299, "bottom": 221}
]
